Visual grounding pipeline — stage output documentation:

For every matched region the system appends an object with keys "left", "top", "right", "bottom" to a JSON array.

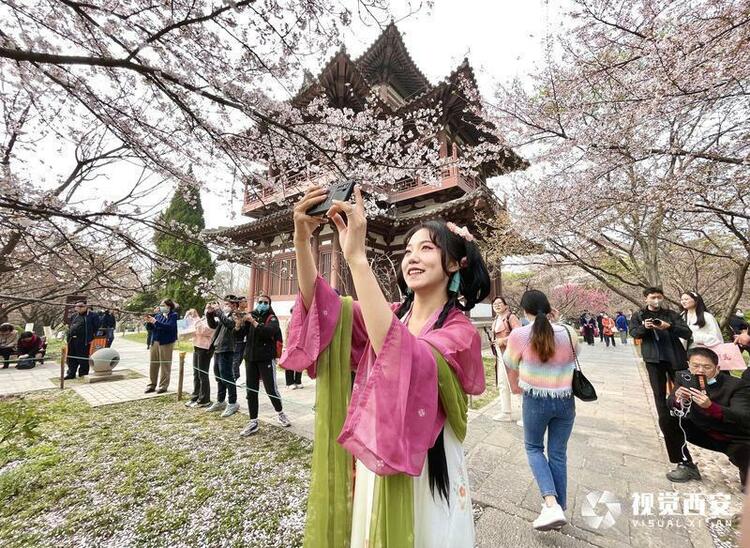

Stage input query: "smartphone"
[
  {"left": 678, "top": 370, "right": 707, "bottom": 392},
  {"left": 306, "top": 179, "right": 356, "bottom": 217}
]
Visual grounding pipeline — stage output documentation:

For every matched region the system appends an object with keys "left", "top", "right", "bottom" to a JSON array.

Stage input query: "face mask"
[
  {"left": 649, "top": 299, "right": 663, "bottom": 308},
  {"left": 255, "top": 303, "right": 269, "bottom": 314},
  {"left": 223, "top": 306, "right": 232, "bottom": 314},
  {"left": 707, "top": 376, "right": 717, "bottom": 385},
  {"left": 159, "top": 306, "right": 169, "bottom": 314}
]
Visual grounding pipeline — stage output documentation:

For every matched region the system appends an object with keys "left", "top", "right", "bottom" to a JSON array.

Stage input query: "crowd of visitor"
[{"left": 170, "top": 293, "right": 292, "bottom": 437}]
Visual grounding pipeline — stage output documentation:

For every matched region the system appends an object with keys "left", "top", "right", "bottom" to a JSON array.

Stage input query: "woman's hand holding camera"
[
  {"left": 293, "top": 185, "right": 328, "bottom": 244},
  {"left": 327, "top": 185, "right": 367, "bottom": 266},
  {"left": 245, "top": 315, "right": 259, "bottom": 327}
]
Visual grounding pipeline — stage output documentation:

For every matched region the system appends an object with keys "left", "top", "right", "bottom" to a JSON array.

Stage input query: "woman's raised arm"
[{"left": 293, "top": 186, "right": 328, "bottom": 310}]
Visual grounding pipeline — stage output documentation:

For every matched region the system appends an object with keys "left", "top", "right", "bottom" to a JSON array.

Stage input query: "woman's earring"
[{"left": 448, "top": 271, "right": 461, "bottom": 294}]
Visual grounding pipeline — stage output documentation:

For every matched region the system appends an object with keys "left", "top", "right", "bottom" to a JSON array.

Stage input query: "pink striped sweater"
[{"left": 502, "top": 323, "right": 578, "bottom": 398}]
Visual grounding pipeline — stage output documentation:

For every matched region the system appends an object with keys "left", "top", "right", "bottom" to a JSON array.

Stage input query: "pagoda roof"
[
  {"left": 353, "top": 22, "right": 432, "bottom": 100},
  {"left": 291, "top": 25, "right": 527, "bottom": 176},
  {"left": 294, "top": 22, "right": 431, "bottom": 109}
]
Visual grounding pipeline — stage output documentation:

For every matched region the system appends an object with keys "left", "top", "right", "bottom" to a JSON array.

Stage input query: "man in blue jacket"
[
  {"left": 615, "top": 311, "right": 629, "bottom": 345},
  {"left": 144, "top": 299, "right": 178, "bottom": 394},
  {"left": 65, "top": 301, "right": 101, "bottom": 379}
]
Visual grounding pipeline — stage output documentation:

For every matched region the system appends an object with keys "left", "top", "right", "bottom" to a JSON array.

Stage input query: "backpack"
[{"left": 264, "top": 315, "right": 283, "bottom": 359}]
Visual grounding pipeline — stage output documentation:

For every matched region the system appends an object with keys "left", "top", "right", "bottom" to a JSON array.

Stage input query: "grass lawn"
[
  {"left": 0, "top": 391, "right": 311, "bottom": 548},
  {"left": 122, "top": 332, "right": 194, "bottom": 353},
  {"left": 469, "top": 357, "right": 499, "bottom": 410}
]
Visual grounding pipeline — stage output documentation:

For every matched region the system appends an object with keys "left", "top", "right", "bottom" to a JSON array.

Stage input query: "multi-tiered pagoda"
[{"left": 207, "top": 23, "right": 527, "bottom": 318}]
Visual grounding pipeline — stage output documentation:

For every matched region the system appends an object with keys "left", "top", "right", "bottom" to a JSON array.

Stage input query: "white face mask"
[
  {"left": 648, "top": 298, "right": 663, "bottom": 309},
  {"left": 223, "top": 306, "right": 232, "bottom": 314}
]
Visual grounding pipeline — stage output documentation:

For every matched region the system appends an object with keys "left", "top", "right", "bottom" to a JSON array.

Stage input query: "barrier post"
[
  {"left": 177, "top": 352, "right": 186, "bottom": 401},
  {"left": 60, "top": 345, "right": 67, "bottom": 389}
]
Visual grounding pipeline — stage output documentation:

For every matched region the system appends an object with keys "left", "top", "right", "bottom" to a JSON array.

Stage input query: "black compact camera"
[
  {"left": 643, "top": 315, "right": 663, "bottom": 327},
  {"left": 677, "top": 370, "right": 707, "bottom": 392},
  {"left": 306, "top": 179, "right": 356, "bottom": 217}
]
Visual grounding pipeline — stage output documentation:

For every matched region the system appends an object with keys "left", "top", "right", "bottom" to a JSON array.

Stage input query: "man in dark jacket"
[
  {"left": 238, "top": 294, "right": 290, "bottom": 437},
  {"left": 630, "top": 287, "right": 695, "bottom": 480},
  {"left": 596, "top": 311, "right": 605, "bottom": 342},
  {"left": 668, "top": 347, "right": 750, "bottom": 489},
  {"left": 65, "top": 301, "right": 101, "bottom": 379},
  {"left": 100, "top": 309, "right": 116, "bottom": 347},
  {"left": 232, "top": 297, "right": 248, "bottom": 382},
  {"left": 206, "top": 295, "right": 240, "bottom": 417}
]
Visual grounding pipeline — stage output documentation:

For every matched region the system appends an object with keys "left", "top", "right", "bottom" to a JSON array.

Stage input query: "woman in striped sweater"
[{"left": 503, "top": 289, "right": 578, "bottom": 531}]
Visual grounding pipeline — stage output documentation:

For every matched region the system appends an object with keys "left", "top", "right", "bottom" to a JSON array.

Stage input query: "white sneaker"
[
  {"left": 240, "top": 419, "right": 259, "bottom": 437},
  {"left": 221, "top": 403, "right": 240, "bottom": 418},
  {"left": 206, "top": 401, "right": 226, "bottom": 413},
  {"left": 516, "top": 419, "right": 524, "bottom": 427},
  {"left": 277, "top": 411, "right": 291, "bottom": 427},
  {"left": 185, "top": 400, "right": 197, "bottom": 408},
  {"left": 493, "top": 413, "right": 514, "bottom": 422},
  {"left": 532, "top": 503, "right": 567, "bottom": 531}
]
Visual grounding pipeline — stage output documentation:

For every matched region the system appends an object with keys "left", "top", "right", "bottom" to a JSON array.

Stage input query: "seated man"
[
  {"left": 16, "top": 331, "right": 43, "bottom": 369},
  {"left": 668, "top": 347, "right": 750, "bottom": 490}
]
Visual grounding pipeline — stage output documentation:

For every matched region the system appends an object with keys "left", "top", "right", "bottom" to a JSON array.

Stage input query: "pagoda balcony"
[{"left": 241, "top": 161, "right": 482, "bottom": 218}]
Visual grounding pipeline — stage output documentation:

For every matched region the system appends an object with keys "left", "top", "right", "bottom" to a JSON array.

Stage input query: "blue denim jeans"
[
  {"left": 214, "top": 351, "right": 237, "bottom": 404},
  {"left": 522, "top": 393, "right": 576, "bottom": 510}
]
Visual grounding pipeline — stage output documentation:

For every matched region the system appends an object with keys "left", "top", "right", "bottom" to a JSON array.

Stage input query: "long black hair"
[
  {"left": 395, "top": 220, "right": 491, "bottom": 504},
  {"left": 520, "top": 290, "right": 555, "bottom": 362},
  {"left": 682, "top": 291, "right": 707, "bottom": 328}
]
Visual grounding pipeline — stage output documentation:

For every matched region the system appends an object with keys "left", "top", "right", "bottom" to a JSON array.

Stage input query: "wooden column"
[
  {"left": 331, "top": 231, "right": 340, "bottom": 291},
  {"left": 265, "top": 255, "right": 272, "bottom": 296},
  {"left": 247, "top": 264, "right": 257, "bottom": 301},
  {"left": 312, "top": 229, "right": 321, "bottom": 270}
]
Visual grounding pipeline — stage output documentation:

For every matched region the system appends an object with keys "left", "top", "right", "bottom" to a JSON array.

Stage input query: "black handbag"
[{"left": 564, "top": 328, "right": 598, "bottom": 402}]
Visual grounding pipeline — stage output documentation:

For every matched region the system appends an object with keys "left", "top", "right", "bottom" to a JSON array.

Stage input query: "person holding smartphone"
[
  {"left": 667, "top": 347, "right": 750, "bottom": 490},
  {"left": 629, "top": 286, "right": 695, "bottom": 481}
]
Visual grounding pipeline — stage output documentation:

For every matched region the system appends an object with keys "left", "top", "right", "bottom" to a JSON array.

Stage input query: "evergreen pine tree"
[{"left": 152, "top": 183, "right": 215, "bottom": 313}]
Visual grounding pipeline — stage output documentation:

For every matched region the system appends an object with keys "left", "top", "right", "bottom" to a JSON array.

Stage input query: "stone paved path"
[{"left": 1, "top": 334, "right": 742, "bottom": 547}]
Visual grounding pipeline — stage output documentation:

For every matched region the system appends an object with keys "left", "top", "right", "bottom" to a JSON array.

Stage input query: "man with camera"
[
  {"left": 205, "top": 295, "right": 241, "bottom": 417},
  {"left": 629, "top": 287, "right": 696, "bottom": 480},
  {"left": 232, "top": 297, "right": 248, "bottom": 383},
  {"left": 668, "top": 347, "right": 750, "bottom": 489}
]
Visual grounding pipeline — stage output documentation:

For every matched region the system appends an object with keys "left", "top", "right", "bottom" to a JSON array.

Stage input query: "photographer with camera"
[
  {"left": 238, "top": 294, "right": 290, "bottom": 436},
  {"left": 232, "top": 297, "right": 248, "bottom": 383},
  {"left": 629, "top": 287, "right": 696, "bottom": 481},
  {"left": 667, "top": 347, "right": 750, "bottom": 490},
  {"left": 205, "top": 296, "right": 241, "bottom": 417}
]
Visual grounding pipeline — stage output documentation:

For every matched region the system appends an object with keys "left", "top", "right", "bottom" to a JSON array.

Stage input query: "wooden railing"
[{"left": 243, "top": 161, "right": 482, "bottom": 211}]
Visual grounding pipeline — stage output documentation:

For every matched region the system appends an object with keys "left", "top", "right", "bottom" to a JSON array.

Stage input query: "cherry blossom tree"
[
  {"left": 5, "top": 1, "right": 502, "bottom": 319},
  {"left": 492, "top": 0, "right": 750, "bottom": 327}
]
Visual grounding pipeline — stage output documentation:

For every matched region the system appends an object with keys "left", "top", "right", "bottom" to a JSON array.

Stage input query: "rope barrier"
[{"left": 0, "top": 349, "right": 316, "bottom": 412}]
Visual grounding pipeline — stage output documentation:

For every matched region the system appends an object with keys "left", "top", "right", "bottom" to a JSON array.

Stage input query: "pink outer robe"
[{"left": 280, "top": 276, "right": 484, "bottom": 477}]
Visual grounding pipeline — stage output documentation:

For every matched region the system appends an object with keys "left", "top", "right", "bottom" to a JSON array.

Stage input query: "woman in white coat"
[{"left": 680, "top": 291, "right": 723, "bottom": 348}]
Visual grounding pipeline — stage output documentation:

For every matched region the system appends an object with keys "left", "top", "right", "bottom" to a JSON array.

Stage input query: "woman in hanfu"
[{"left": 280, "top": 185, "right": 491, "bottom": 547}]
